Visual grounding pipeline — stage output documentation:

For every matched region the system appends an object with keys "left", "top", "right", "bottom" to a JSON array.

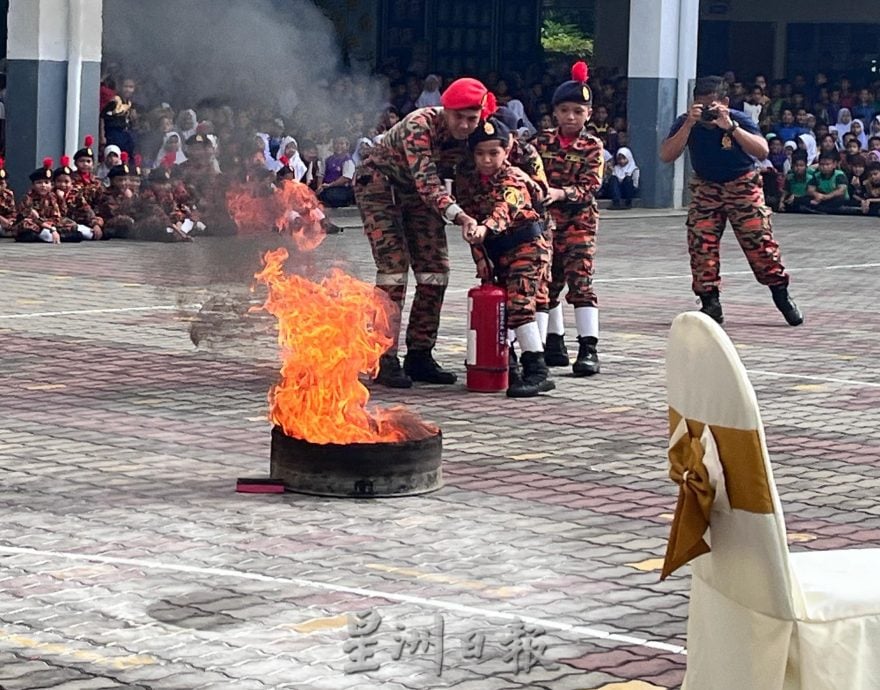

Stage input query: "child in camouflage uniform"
[
  {"left": 455, "top": 114, "right": 554, "bottom": 398},
  {"left": 71, "top": 136, "right": 105, "bottom": 211},
  {"left": 14, "top": 160, "right": 85, "bottom": 243},
  {"left": 0, "top": 158, "right": 15, "bottom": 237},
  {"left": 54, "top": 157, "right": 103, "bottom": 240},
  {"left": 534, "top": 62, "right": 605, "bottom": 377},
  {"left": 95, "top": 155, "right": 138, "bottom": 239}
]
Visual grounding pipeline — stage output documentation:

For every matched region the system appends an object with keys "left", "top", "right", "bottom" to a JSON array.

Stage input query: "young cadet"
[
  {"left": 0, "top": 158, "right": 16, "bottom": 236},
  {"left": 54, "top": 156, "right": 103, "bottom": 240},
  {"left": 534, "top": 61, "right": 605, "bottom": 376},
  {"left": 95, "top": 154, "right": 138, "bottom": 239},
  {"left": 455, "top": 113, "right": 554, "bottom": 398},
  {"left": 71, "top": 135, "right": 105, "bottom": 210},
  {"left": 14, "top": 159, "right": 85, "bottom": 243}
]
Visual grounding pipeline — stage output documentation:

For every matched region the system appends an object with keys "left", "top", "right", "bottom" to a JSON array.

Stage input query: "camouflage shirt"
[
  {"left": 15, "top": 190, "right": 76, "bottom": 235},
  {"left": 363, "top": 107, "right": 469, "bottom": 218},
  {"left": 454, "top": 162, "right": 541, "bottom": 236},
  {"left": 533, "top": 127, "right": 605, "bottom": 206},
  {"left": 0, "top": 187, "right": 15, "bottom": 219},
  {"left": 458, "top": 133, "right": 549, "bottom": 204},
  {"left": 58, "top": 188, "right": 99, "bottom": 227},
  {"left": 71, "top": 172, "right": 105, "bottom": 208}
]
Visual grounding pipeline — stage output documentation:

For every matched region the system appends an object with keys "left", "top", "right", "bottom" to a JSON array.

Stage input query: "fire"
[
  {"left": 255, "top": 248, "right": 437, "bottom": 444},
  {"left": 227, "top": 180, "right": 326, "bottom": 252}
]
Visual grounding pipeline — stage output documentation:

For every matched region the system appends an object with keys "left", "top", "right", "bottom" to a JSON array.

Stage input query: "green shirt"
[
  {"left": 811, "top": 169, "right": 849, "bottom": 200},
  {"left": 785, "top": 170, "right": 814, "bottom": 197}
]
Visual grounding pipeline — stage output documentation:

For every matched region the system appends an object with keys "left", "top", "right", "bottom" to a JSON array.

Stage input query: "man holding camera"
[{"left": 660, "top": 76, "right": 803, "bottom": 327}]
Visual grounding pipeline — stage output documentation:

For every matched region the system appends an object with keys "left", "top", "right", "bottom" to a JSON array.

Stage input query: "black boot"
[
  {"left": 508, "top": 348, "right": 523, "bottom": 387},
  {"left": 544, "top": 333, "right": 570, "bottom": 367},
  {"left": 374, "top": 354, "right": 412, "bottom": 388},
  {"left": 403, "top": 349, "right": 458, "bottom": 384},
  {"left": 698, "top": 289, "right": 724, "bottom": 324},
  {"left": 770, "top": 285, "right": 804, "bottom": 326},
  {"left": 572, "top": 336, "right": 600, "bottom": 377},
  {"left": 507, "top": 352, "right": 555, "bottom": 398}
]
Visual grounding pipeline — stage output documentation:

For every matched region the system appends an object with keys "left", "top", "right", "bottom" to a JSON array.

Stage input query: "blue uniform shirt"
[{"left": 668, "top": 109, "right": 760, "bottom": 183}]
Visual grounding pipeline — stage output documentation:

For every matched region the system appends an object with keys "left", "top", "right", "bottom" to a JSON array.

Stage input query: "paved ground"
[{"left": 0, "top": 209, "right": 878, "bottom": 690}]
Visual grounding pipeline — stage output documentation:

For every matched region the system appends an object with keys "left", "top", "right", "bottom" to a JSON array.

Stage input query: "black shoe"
[
  {"left": 374, "top": 354, "right": 412, "bottom": 388},
  {"left": 624, "top": 199, "right": 633, "bottom": 209},
  {"left": 508, "top": 348, "right": 523, "bottom": 386},
  {"left": 507, "top": 352, "right": 555, "bottom": 398},
  {"left": 324, "top": 221, "right": 343, "bottom": 234},
  {"left": 403, "top": 349, "right": 457, "bottom": 384},
  {"left": 544, "top": 333, "right": 570, "bottom": 367},
  {"left": 770, "top": 285, "right": 804, "bottom": 326},
  {"left": 572, "top": 336, "right": 600, "bottom": 377},
  {"left": 698, "top": 290, "right": 724, "bottom": 324}
]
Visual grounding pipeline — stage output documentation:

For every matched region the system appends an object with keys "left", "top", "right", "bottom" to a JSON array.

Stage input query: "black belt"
[{"left": 484, "top": 221, "right": 544, "bottom": 266}]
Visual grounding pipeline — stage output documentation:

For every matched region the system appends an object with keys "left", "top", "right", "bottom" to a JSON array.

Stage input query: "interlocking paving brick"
[{"left": 0, "top": 214, "right": 877, "bottom": 688}]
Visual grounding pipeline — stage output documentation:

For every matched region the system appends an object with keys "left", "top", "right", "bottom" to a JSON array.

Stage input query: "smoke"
[{"left": 103, "top": 0, "right": 385, "bottom": 126}]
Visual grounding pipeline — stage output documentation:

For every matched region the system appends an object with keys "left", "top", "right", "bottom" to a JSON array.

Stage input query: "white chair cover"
[{"left": 666, "top": 312, "right": 880, "bottom": 690}]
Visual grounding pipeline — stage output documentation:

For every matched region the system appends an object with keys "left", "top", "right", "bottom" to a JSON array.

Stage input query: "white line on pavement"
[
  {"left": 0, "top": 545, "right": 686, "bottom": 656},
  {"left": 604, "top": 354, "right": 880, "bottom": 388},
  {"left": 0, "top": 304, "right": 201, "bottom": 320}
]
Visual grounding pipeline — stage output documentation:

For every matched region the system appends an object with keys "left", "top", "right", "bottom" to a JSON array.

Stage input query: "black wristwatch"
[{"left": 726, "top": 120, "right": 740, "bottom": 134}]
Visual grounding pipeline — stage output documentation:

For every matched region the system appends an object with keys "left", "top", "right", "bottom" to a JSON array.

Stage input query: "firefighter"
[
  {"left": 455, "top": 112, "right": 553, "bottom": 398},
  {"left": 355, "top": 77, "right": 487, "bottom": 388},
  {"left": 534, "top": 61, "right": 605, "bottom": 377}
]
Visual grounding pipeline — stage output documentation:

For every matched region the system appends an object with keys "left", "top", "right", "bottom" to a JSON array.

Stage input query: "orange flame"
[
  {"left": 255, "top": 248, "right": 437, "bottom": 444},
  {"left": 227, "top": 180, "right": 326, "bottom": 252}
]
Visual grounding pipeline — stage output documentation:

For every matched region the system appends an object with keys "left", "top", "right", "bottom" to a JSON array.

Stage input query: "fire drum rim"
[{"left": 269, "top": 426, "right": 443, "bottom": 499}]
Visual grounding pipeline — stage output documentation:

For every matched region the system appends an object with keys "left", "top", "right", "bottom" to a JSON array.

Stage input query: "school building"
[{"left": 3, "top": 0, "right": 880, "bottom": 205}]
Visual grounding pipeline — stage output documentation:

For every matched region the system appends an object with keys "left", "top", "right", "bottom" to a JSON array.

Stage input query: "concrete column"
[
  {"left": 5, "top": 0, "right": 102, "bottom": 193},
  {"left": 626, "top": 0, "right": 699, "bottom": 208},
  {"left": 773, "top": 21, "right": 787, "bottom": 79}
]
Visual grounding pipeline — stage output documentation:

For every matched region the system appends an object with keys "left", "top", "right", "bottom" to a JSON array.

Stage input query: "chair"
[{"left": 664, "top": 311, "right": 880, "bottom": 690}]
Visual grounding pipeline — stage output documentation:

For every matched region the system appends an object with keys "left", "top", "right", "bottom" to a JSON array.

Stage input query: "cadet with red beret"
[{"left": 355, "top": 77, "right": 488, "bottom": 388}]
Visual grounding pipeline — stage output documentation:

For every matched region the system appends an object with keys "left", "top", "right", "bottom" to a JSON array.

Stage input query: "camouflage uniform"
[
  {"left": 355, "top": 107, "right": 469, "bottom": 353},
  {"left": 174, "top": 162, "right": 233, "bottom": 236},
  {"left": 132, "top": 187, "right": 193, "bottom": 242},
  {"left": 58, "top": 188, "right": 99, "bottom": 230},
  {"left": 95, "top": 188, "right": 137, "bottom": 239},
  {"left": 687, "top": 170, "right": 789, "bottom": 293},
  {"left": 13, "top": 191, "right": 79, "bottom": 241},
  {"left": 534, "top": 128, "right": 605, "bottom": 309},
  {"left": 455, "top": 162, "right": 550, "bottom": 329},
  {"left": 71, "top": 172, "right": 105, "bottom": 211},
  {"left": 0, "top": 187, "right": 15, "bottom": 236}
]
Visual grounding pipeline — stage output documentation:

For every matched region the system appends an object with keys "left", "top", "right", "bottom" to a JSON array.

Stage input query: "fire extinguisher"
[{"left": 466, "top": 250, "right": 508, "bottom": 392}]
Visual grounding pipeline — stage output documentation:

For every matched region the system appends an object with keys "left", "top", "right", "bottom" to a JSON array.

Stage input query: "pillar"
[
  {"left": 626, "top": 0, "right": 699, "bottom": 208},
  {"left": 5, "top": 0, "right": 103, "bottom": 194}
]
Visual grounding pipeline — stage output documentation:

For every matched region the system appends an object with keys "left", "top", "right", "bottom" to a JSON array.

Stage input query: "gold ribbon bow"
[
  {"left": 662, "top": 425, "right": 715, "bottom": 580},
  {"left": 661, "top": 408, "right": 775, "bottom": 580}
]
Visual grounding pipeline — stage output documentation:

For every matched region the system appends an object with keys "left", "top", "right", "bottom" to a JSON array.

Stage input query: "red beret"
[{"left": 440, "top": 78, "right": 488, "bottom": 111}]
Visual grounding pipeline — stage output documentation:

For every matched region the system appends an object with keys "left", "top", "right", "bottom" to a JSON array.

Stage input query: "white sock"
[
  {"left": 166, "top": 227, "right": 175, "bottom": 234},
  {"left": 574, "top": 306, "right": 599, "bottom": 339},
  {"left": 515, "top": 322, "right": 543, "bottom": 353},
  {"left": 507, "top": 329, "right": 516, "bottom": 346},
  {"left": 535, "top": 311, "right": 549, "bottom": 342},
  {"left": 548, "top": 305, "right": 565, "bottom": 335},
  {"left": 38, "top": 228, "right": 53, "bottom": 242},
  {"left": 195, "top": 221, "right": 206, "bottom": 231},
  {"left": 77, "top": 225, "right": 94, "bottom": 240},
  {"left": 181, "top": 219, "right": 195, "bottom": 234}
]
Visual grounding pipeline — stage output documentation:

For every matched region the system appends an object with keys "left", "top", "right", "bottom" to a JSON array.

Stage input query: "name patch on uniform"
[
  {"left": 564, "top": 153, "right": 585, "bottom": 163},
  {"left": 503, "top": 187, "right": 524, "bottom": 207}
]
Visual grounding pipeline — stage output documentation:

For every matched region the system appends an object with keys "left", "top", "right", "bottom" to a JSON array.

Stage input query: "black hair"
[
  {"left": 817, "top": 151, "right": 838, "bottom": 163},
  {"left": 693, "top": 76, "right": 728, "bottom": 99},
  {"left": 866, "top": 162, "right": 880, "bottom": 173}
]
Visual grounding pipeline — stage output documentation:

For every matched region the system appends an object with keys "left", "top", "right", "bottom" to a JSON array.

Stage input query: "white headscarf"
[
  {"left": 155, "top": 131, "right": 187, "bottom": 167},
  {"left": 415, "top": 74, "right": 442, "bottom": 108},
  {"left": 274, "top": 136, "right": 307, "bottom": 180},
  {"left": 176, "top": 109, "right": 198, "bottom": 141},
  {"left": 612, "top": 147, "right": 637, "bottom": 181},
  {"left": 505, "top": 99, "right": 537, "bottom": 137},
  {"left": 835, "top": 108, "right": 853, "bottom": 147},
  {"left": 871, "top": 115, "right": 880, "bottom": 136},
  {"left": 849, "top": 120, "right": 869, "bottom": 149},
  {"left": 352, "top": 137, "right": 374, "bottom": 167},
  {"left": 798, "top": 133, "right": 818, "bottom": 164}
]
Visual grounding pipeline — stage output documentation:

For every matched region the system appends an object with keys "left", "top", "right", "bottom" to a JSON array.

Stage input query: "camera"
[{"left": 700, "top": 106, "right": 720, "bottom": 122}]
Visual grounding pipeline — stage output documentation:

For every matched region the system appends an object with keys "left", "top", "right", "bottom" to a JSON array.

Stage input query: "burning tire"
[{"left": 270, "top": 426, "right": 442, "bottom": 498}]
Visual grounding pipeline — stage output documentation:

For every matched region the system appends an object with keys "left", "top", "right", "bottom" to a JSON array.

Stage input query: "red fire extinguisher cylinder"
[{"left": 466, "top": 283, "right": 509, "bottom": 392}]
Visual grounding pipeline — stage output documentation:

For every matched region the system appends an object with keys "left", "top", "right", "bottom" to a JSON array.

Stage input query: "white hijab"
[
  {"left": 506, "top": 99, "right": 537, "bottom": 137},
  {"left": 176, "top": 109, "right": 198, "bottom": 141},
  {"left": 849, "top": 121, "right": 869, "bottom": 149},
  {"left": 835, "top": 108, "right": 853, "bottom": 146},
  {"left": 352, "top": 137, "right": 374, "bottom": 167},
  {"left": 798, "top": 133, "right": 818, "bottom": 164},
  {"left": 274, "top": 136, "right": 307, "bottom": 180},
  {"left": 415, "top": 74, "right": 442, "bottom": 108},
  {"left": 156, "top": 131, "right": 187, "bottom": 166},
  {"left": 612, "top": 147, "right": 637, "bottom": 180}
]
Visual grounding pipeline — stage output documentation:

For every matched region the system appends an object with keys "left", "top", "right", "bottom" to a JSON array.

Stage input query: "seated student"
[
  {"left": 818, "top": 133, "right": 840, "bottom": 161},
  {"left": 298, "top": 140, "right": 324, "bottom": 192},
  {"left": 53, "top": 156, "right": 103, "bottom": 239},
  {"left": 71, "top": 136, "right": 104, "bottom": 208},
  {"left": 134, "top": 167, "right": 198, "bottom": 242},
  {"left": 767, "top": 137, "right": 787, "bottom": 173},
  {"left": 782, "top": 152, "right": 814, "bottom": 213},
  {"left": 95, "top": 154, "right": 138, "bottom": 239},
  {"left": 608, "top": 147, "right": 639, "bottom": 209},
  {"left": 867, "top": 136, "right": 880, "bottom": 164},
  {"left": 757, "top": 156, "right": 783, "bottom": 211},
  {"left": 860, "top": 162, "right": 880, "bottom": 216},
  {"left": 0, "top": 157, "right": 16, "bottom": 237},
  {"left": 318, "top": 137, "right": 355, "bottom": 207},
  {"left": 454, "top": 114, "right": 554, "bottom": 399},
  {"left": 846, "top": 154, "right": 868, "bottom": 204},
  {"left": 13, "top": 159, "right": 86, "bottom": 243},
  {"left": 807, "top": 152, "right": 849, "bottom": 213},
  {"left": 782, "top": 140, "right": 797, "bottom": 174},
  {"left": 96, "top": 145, "right": 122, "bottom": 183}
]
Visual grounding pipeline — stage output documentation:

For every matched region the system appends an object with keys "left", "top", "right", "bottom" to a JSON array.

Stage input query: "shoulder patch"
[{"left": 503, "top": 187, "right": 524, "bottom": 208}]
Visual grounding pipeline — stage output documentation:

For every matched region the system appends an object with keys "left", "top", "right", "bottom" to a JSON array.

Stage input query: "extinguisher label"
[
  {"left": 498, "top": 303, "right": 507, "bottom": 349},
  {"left": 466, "top": 296, "right": 477, "bottom": 365}
]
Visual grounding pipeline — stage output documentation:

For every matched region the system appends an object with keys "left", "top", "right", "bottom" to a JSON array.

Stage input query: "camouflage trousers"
[
  {"left": 547, "top": 204, "right": 598, "bottom": 309},
  {"left": 493, "top": 235, "right": 551, "bottom": 330},
  {"left": 687, "top": 172, "right": 789, "bottom": 294},
  {"left": 355, "top": 165, "right": 449, "bottom": 354}
]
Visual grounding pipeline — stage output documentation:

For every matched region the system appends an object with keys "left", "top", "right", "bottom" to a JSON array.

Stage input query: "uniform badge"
[
  {"left": 721, "top": 133, "right": 733, "bottom": 150},
  {"left": 484, "top": 121, "right": 495, "bottom": 134},
  {"left": 503, "top": 187, "right": 523, "bottom": 207},
  {"left": 582, "top": 86, "right": 591, "bottom": 102}
]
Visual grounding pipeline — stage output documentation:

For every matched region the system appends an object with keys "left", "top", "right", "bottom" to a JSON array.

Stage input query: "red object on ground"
[
  {"left": 236, "top": 477, "right": 286, "bottom": 493},
  {"left": 466, "top": 282, "right": 509, "bottom": 393}
]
